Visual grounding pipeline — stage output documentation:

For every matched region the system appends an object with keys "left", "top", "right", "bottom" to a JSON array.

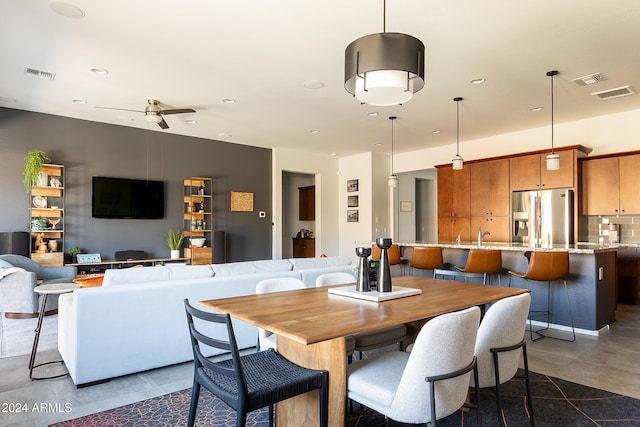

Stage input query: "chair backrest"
[
  {"left": 387, "top": 306, "right": 481, "bottom": 423},
  {"left": 410, "top": 247, "right": 444, "bottom": 270},
  {"left": 255, "top": 278, "right": 307, "bottom": 349},
  {"left": 473, "top": 293, "right": 531, "bottom": 388},
  {"left": 525, "top": 251, "right": 569, "bottom": 281},
  {"left": 460, "top": 249, "right": 502, "bottom": 274},
  {"left": 315, "top": 272, "right": 356, "bottom": 287},
  {"left": 371, "top": 244, "right": 401, "bottom": 265},
  {"left": 184, "top": 299, "right": 246, "bottom": 399},
  {"left": 255, "top": 277, "right": 307, "bottom": 294}
]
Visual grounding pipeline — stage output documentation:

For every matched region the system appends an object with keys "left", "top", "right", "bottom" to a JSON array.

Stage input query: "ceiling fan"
[{"left": 97, "top": 99, "right": 196, "bottom": 129}]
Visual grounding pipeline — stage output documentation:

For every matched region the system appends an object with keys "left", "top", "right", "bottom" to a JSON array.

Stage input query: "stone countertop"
[{"left": 388, "top": 241, "right": 623, "bottom": 254}]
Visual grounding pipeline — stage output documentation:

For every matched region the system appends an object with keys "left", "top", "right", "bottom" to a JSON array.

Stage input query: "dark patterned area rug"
[{"left": 51, "top": 371, "right": 640, "bottom": 427}]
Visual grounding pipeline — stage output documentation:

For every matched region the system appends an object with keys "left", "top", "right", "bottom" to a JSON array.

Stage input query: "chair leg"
[
  {"left": 319, "top": 371, "right": 329, "bottom": 427},
  {"left": 187, "top": 381, "right": 200, "bottom": 427},
  {"left": 522, "top": 343, "right": 535, "bottom": 427},
  {"left": 562, "top": 279, "right": 576, "bottom": 342},
  {"left": 492, "top": 351, "right": 506, "bottom": 427},
  {"left": 268, "top": 404, "right": 274, "bottom": 427}
]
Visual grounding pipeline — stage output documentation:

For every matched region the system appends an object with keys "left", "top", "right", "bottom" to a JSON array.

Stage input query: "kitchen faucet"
[
  {"left": 478, "top": 227, "right": 491, "bottom": 246},
  {"left": 456, "top": 227, "right": 467, "bottom": 245}
]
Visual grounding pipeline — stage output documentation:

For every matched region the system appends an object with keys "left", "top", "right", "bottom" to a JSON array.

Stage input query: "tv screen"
[{"left": 92, "top": 177, "right": 165, "bottom": 219}]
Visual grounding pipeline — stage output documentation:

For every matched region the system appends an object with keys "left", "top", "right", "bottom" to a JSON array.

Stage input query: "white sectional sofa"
[{"left": 58, "top": 256, "right": 353, "bottom": 386}]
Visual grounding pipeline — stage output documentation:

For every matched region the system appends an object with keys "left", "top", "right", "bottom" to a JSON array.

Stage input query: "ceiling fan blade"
[
  {"left": 95, "top": 106, "right": 144, "bottom": 113},
  {"left": 160, "top": 108, "right": 196, "bottom": 115},
  {"left": 158, "top": 117, "right": 169, "bottom": 129}
]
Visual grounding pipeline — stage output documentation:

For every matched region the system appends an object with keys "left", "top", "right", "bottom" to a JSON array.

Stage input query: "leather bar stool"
[
  {"left": 455, "top": 249, "right": 502, "bottom": 285},
  {"left": 409, "top": 246, "right": 444, "bottom": 278},
  {"left": 508, "top": 251, "right": 575, "bottom": 342},
  {"left": 372, "top": 243, "right": 403, "bottom": 275}
]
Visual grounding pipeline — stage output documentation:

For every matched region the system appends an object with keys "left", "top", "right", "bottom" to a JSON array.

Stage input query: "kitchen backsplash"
[{"left": 579, "top": 215, "right": 640, "bottom": 244}]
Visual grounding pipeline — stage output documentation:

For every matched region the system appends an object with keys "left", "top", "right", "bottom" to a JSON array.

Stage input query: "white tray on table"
[{"left": 328, "top": 285, "right": 422, "bottom": 302}]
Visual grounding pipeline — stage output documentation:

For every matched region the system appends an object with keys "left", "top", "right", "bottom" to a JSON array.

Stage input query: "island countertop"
[{"left": 355, "top": 241, "right": 624, "bottom": 254}]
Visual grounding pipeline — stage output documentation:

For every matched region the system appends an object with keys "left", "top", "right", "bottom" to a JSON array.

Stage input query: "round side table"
[{"left": 29, "top": 282, "right": 79, "bottom": 380}]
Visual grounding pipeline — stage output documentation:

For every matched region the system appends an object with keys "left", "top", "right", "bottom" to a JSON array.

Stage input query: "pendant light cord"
[
  {"left": 383, "top": 0, "right": 386, "bottom": 32},
  {"left": 547, "top": 70, "right": 558, "bottom": 154},
  {"left": 454, "top": 97, "right": 463, "bottom": 156},
  {"left": 389, "top": 116, "right": 396, "bottom": 174}
]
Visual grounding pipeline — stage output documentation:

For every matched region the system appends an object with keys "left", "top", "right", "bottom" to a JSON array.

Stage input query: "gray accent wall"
[{"left": 0, "top": 108, "right": 272, "bottom": 262}]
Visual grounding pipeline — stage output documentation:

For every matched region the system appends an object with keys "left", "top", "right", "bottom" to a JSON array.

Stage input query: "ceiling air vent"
[
  {"left": 24, "top": 68, "right": 56, "bottom": 81},
  {"left": 591, "top": 85, "right": 635, "bottom": 100},
  {"left": 572, "top": 72, "right": 606, "bottom": 86}
]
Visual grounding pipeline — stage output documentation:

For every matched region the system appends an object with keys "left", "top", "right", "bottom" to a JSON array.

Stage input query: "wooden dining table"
[{"left": 200, "top": 275, "right": 529, "bottom": 426}]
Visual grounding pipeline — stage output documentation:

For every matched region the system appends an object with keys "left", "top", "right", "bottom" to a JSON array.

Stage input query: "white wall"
[{"left": 272, "top": 149, "right": 339, "bottom": 259}]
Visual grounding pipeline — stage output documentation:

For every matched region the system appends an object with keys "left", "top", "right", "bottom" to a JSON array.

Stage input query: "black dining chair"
[{"left": 184, "top": 299, "right": 329, "bottom": 427}]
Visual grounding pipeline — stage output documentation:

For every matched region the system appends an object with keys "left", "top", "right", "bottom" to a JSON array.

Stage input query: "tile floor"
[{"left": 0, "top": 304, "right": 638, "bottom": 427}]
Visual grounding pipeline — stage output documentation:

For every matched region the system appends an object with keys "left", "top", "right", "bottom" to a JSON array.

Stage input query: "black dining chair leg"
[
  {"left": 187, "top": 380, "right": 200, "bottom": 427},
  {"left": 320, "top": 371, "right": 329, "bottom": 427}
]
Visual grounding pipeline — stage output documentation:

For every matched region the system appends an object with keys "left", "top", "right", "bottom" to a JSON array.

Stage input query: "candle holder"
[{"left": 355, "top": 247, "right": 371, "bottom": 292}]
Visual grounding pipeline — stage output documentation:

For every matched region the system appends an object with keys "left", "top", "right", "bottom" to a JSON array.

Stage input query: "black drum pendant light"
[
  {"left": 452, "top": 97, "right": 464, "bottom": 170},
  {"left": 344, "top": 0, "right": 425, "bottom": 106},
  {"left": 545, "top": 70, "right": 560, "bottom": 170}
]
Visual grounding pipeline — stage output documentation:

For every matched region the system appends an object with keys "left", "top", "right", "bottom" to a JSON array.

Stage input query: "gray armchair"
[{"left": 0, "top": 254, "right": 77, "bottom": 317}]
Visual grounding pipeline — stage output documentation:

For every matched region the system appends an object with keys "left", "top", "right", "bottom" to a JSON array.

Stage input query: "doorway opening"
[{"left": 282, "top": 171, "right": 315, "bottom": 258}]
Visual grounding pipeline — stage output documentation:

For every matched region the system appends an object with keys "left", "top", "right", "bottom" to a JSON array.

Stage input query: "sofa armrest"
[
  {"left": 38, "top": 265, "right": 77, "bottom": 282},
  {"left": 0, "top": 271, "right": 38, "bottom": 313}
]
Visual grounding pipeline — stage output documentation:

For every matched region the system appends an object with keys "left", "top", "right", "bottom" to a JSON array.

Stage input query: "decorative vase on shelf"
[
  {"left": 37, "top": 171, "right": 49, "bottom": 187},
  {"left": 48, "top": 240, "right": 58, "bottom": 252},
  {"left": 170, "top": 250, "right": 180, "bottom": 259}
]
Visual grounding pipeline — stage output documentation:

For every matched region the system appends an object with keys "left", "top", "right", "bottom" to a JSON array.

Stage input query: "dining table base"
[{"left": 277, "top": 335, "right": 347, "bottom": 426}]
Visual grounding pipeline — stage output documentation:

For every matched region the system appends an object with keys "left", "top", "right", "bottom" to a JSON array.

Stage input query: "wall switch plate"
[
  {"left": 259, "top": 211, "right": 266, "bottom": 218},
  {"left": 598, "top": 266, "right": 604, "bottom": 281}
]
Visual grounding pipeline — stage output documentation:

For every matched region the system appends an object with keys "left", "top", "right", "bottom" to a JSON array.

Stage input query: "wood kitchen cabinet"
[
  {"left": 437, "top": 165, "right": 470, "bottom": 242},
  {"left": 510, "top": 150, "right": 574, "bottom": 191},
  {"left": 298, "top": 185, "right": 315, "bottom": 220},
  {"left": 582, "top": 153, "right": 640, "bottom": 215},
  {"left": 292, "top": 237, "right": 315, "bottom": 258},
  {"left": 470, "top": 159, "right": 510, "bottom": 241}
]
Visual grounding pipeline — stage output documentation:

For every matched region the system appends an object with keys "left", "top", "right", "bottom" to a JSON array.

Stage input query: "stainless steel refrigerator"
[{"left": 511, "top": 189, "right": 574, "bottom": 245}]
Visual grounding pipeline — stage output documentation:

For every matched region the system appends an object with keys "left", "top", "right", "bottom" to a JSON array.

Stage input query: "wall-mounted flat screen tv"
[{"left": 92, "top": 176, "right": 165, "bottom": 219}]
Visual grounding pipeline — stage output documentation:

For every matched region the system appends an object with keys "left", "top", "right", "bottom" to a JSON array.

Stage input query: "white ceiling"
[{"left": 2, "top": 0, "right": 640, "bottom": 157}]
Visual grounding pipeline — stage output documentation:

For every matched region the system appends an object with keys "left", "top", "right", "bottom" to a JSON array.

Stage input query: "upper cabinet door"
[
  {"left": 619, "top": 154, "right": 640, "bottom": 214},
  {"left": 581, "top": 157, "right": 620, "bottom": 215},
  {"left": 540, "top": 150, "right": 574, "bottom": 189},
  {"left": 470, "top": 159, "right": 510, "bottom": 217},
  {"left": 509, "top": 154, "right": 541, "bottom": 191}
]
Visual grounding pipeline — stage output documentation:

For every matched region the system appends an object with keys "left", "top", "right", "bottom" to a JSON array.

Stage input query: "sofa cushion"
[
  {"left": 289, "top": 256, "right": 352, "bottom": 270},
  {"left": 211, "top": 259, "right": 293, "bottom": 277},
  {"left": 168, "top": 265, "right": 214, "bottom": 280},
  {"left": 0, "top": 259, "right": 15, "bottom": 268},
  {"left": 102, "top": 266, "right": 172, "bottom": 286}
]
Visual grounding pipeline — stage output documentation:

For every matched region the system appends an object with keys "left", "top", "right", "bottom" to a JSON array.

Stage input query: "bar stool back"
[
  {"left": 455, "top": 249, "right": 502, "bottom": 285},
  {"left": 409, "top": 247, "right": 444, "bottom": 277},
  {"left": 508, "top": 251, "right": 575, "bottom": 342}
]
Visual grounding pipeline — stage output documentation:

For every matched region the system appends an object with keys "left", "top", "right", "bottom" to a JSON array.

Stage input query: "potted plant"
[
  {"left": 23, "top": 150, "right": 50, "bottom": 193},
  {"left": 68, "top": 246, "right": 82, "bottom": 264},
  {"left": 166, "top": 228, "right": 185, "bottom": 259}
]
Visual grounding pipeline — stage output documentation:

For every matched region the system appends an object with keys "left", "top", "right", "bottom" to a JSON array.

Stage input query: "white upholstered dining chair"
[
  {"left": 255, "top": 277, "right": 307, "bottom": 351},
  {"left": 472, "top": 292, "right": 534, "bottom": 426},
  {"left": 346, "top": 306, "right": 481, "bottom": 425}
]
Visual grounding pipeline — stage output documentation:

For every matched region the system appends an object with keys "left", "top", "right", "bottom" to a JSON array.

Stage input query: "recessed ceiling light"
[
  {"left": 375, "top": 143, "right": 383, "bottom": 147},
  {"left": 0, "top": 96, "right": 17, "bottom": 103},
  {"left": 186, "top": 120, "right": 197, "bottom": 124},
  {"left": 432, "top": 130, "right": 440, "bottom": 134},
  {"left": 217, "top": 133, "right": 232, "bottom": 138},
  {"left": 470, "top": 78, "right": 486, "bottom": 84},
  {"left": 367, "top": 112, "right": 378, "bottom": 116},
  {"left": 530, "top": 107, "right": 543, "bottom": 112},
  {"left": 303, "top": 80, "right": 325, "bottom": 89},
  {"left": 222, "top": 98, "right": 236, "bottom": 104},
  {"left": 331, "top": 153, "right": 338, "bottom": 156},
  {"left": 49, "top": 1, "right": 85, "bottom": 19},
  {"left": 72, "top": 99, "right": 87, "bottom": 104},
  {"left": 91, "top": 68, "right": 109, "bottom": 75},
  {"left": 309, "top": 130, "right": 319, "bottom": 134}
]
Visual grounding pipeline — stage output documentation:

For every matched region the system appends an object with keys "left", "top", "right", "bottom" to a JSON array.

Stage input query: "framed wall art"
[
  {"left": 230, "top": 191, "right": 254, "bottom": 212},
  {"left": 347, "top": 209, "right": 359, "bottom": 222},
  {"left": 347, "top": 179, "right": 359, "bottom": 192},
  {"left": 348, "top": 195, "right": 359, "bottom": 208}
]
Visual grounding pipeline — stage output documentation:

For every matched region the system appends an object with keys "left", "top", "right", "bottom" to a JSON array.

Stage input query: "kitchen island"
[{"left": 397, "top": 242, "right": 619, "bottom": 334}]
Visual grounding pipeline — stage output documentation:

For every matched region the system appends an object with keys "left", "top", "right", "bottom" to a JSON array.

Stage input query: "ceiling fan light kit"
[
  {"left": 344, "top": 1, "right": 425, "bottom": 106},
  {"left": 97, "top": 99, "right": 195, "bottom": 130}
]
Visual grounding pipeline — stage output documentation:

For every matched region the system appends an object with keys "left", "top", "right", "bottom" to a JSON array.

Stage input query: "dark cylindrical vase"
[
  {"left": 376, "top": 237, "right": 393, "bottom": 292},
  {"left": 355, "top": 247, "right": 371, "bottom": 292}
]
